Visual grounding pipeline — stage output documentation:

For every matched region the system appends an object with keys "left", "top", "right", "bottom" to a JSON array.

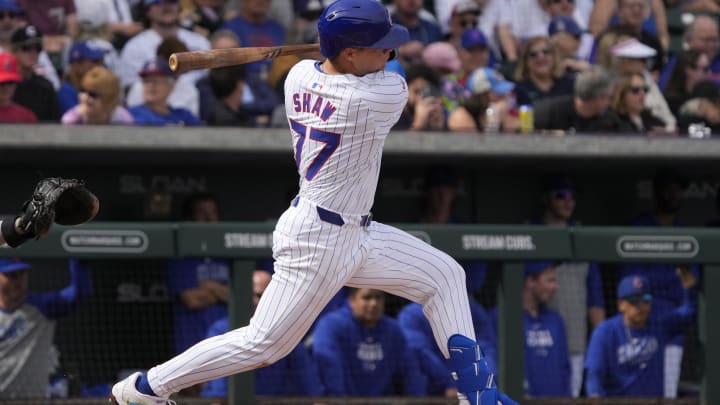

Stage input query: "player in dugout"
[
  {"left": 584, "top": 271, "right": 698, "bottom": 397},
  {"left": 109, "top": 1, "right": 517, "bottom": 404}
]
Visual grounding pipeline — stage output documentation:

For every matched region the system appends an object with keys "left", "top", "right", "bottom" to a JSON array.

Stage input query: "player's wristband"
[{"left": 1, "top": 217, "right": 31, "bottom": 248}]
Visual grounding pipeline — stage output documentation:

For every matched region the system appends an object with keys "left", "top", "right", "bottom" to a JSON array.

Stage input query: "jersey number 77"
[{"left": 290, "top": 119, "right": 341, "bottom": 181}]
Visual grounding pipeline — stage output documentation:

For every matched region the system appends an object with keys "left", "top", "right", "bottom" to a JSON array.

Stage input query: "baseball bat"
[{"left": 168, "top": 44, "right": 321, "bottom": 74}]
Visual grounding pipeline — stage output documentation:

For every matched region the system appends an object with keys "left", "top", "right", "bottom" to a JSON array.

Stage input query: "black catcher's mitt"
[{"left": 17, "top": 177, "right": 100, "bottom": 238}]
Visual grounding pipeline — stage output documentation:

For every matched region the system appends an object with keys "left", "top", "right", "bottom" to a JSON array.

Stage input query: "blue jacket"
[
  {"left": 167, "top": 258, "right": 230, "bottom": 353},
  {"left": 313, "top": 306, "right": 426, "bottom": 396},
  {"left": 585, "top": 288, "right": 697, "bottom": 397}
]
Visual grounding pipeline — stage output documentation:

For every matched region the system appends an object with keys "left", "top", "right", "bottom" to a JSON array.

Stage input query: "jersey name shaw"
[
  {"left": 462, "top": 234, "right": 536, "bottom": 251},
  {"left": 291, "top": 91, "right": 337, "bottom": 122}
]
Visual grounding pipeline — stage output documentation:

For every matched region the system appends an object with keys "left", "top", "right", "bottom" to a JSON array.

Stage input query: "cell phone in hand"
[{"left": 421, "top": 85, "right": 441, "bottom": 99}]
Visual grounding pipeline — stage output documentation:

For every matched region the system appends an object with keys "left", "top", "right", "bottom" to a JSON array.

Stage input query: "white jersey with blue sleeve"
[{"left": 284, "top": 60, "right": 408, "bottom": 215}]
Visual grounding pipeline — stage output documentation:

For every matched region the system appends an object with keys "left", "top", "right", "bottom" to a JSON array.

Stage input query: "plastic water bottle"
[{"left": 485, "top": 106, "right": 499, "bottom": 134}]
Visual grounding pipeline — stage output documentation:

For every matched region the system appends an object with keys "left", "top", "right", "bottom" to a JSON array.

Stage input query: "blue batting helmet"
[{"left": 317, "top": 0, "right": 410, "bottom": 59}]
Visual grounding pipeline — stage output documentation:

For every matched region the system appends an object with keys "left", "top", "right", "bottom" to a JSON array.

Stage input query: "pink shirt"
[{"left": 61, "top": 106, "right": 134, "bottom": 125}]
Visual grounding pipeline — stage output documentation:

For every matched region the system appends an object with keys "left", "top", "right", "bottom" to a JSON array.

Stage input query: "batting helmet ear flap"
[{"left": 388, "top": 48, "right": 399, "bottom": 61}]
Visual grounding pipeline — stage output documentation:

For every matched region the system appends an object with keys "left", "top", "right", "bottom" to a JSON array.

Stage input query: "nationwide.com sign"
[
  {"left": 61, "top": 230, "right": 149, "bottom": 253},
  {"left": 616, "top": 235, "right": 699, "bottom": 258}
]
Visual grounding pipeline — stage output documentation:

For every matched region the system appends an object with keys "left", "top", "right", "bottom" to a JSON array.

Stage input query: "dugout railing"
[{"left": 1, "top": 222, "right": 717, "bottom": 405}]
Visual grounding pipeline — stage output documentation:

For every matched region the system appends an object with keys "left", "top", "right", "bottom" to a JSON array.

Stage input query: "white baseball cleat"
[{"left": 110, "top": 371, "right": 173, "bottom": 405}]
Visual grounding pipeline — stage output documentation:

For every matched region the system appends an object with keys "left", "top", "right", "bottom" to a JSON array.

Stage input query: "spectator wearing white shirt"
[
  {"left": 125, "top": 36, "right": 200, "bottom": 117},
  {"left": 74, "top": 0, "right": 143, "bottom": 48},
  {"left": 119, "top": 0, "right": 209, "bottom": 89}
]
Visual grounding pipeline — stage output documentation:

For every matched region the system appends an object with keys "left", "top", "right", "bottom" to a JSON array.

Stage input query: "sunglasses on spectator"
[
  {"left": 79, "top": 88, "right": 100, "bottom": 99},
  {"left": 18, "top": 43, "right": 42, "bottom": 52},
  {"left": 528, "top": 48, "right": 552, "bottom": 58},
  {"left": 691, "top": 63, "right": 710, "bottom": 73},
  {"left": 0, "top": 81, "right": 16, "bottom": 87},
  {"left": 550, "top": 0, "right": 574, "bottom": 4},
  {"left": 627, "top": 85, "right": 649, "bottom": 94},
  {"left": 0, "top": 11, "right": 17, "bottom": 19},
  {"left": 460, "top": 19, "right": 478, "bottom": 29},
  {"left": 625, "top": 293, "right": 653, "bottom": 304}
]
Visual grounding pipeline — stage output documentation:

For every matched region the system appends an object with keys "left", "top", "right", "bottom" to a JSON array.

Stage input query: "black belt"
[{"left": 292, "top": 197, "right": 372, "bottom": 227}]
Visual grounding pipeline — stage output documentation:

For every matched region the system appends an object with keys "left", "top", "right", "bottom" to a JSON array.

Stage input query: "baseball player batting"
[{"left": 111, "top": 1, "right": 516, "bottom": 404}]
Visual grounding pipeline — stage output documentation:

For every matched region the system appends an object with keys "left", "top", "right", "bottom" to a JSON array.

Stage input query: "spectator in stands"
[
  {"left": 605, "top": 0, "right": 665, "bottom": 73},
  {"left": 497, "top": 0, "right": 545, "bottom": 68},
  {"left": 0, "top": 0, "right": 60, "bottom": 89},
  {"left": 0, "top": 258, "right": 92, "bottom": 399},
  {"left": 543, "top": 0, "right": 594, "bottom": 62},
  {"left": 610, "top": 72, "right": 667, "bottom": 134},
  {"left": 0, "top": 52, "right": 35, "bottom": 122},
  {"left": 514, "top": 36, "right": 575, "bottom": 107},
  {"left": 678, "top": 79, "right": 720, "bottom": 135},
  {"left": 422, "top": 41, "right": 469, "bottom": 113},
  {"left": 74, "top": 0, "right": 141, "bottom": 48},
  {"left": 533, "top": 66, "right": 626, "bottom": 133},
  {"left": 548, "top": 16, "right": 593, "bottom": 73},
  {"left": 588, "top": 0, "right": 668, "bottom": 52},
  {"left": 119, "top": 0, "right": 210, "bottom": 89},
  {"left": 390, "top": 0, "right": 443, "bottom": 45},
  {"left": 313, "top": 288, "right": 426, "bottom": 396},
  {"left": 10, "top": 26, "right": 60, "bottom": 122},
  {"left": 16, "top": 0, "right": 78, "bottom": 71},
  {"left": 392, "top": 63, "right": 445, "bottom": 131},
  {"left": 457, "top": 29, "right": 491, "bottom": 88},
  {"left": 207, "top": 65, "right": 256, "bottom": 126},
  {"left": 445, "top": 0, "right": 482, "bottom": 49},
  {"left": 619, "top": 168, "right": 699, "bottom": 397},
  {"left": 58, "top": 40, "right": 107, "bottom": 114},
  {"left": 682, "top": 16, "right": 720, "bottom": 80},
  {"left": 609, "top": 38, "right": 676, "bottom": 132},
  {"left": 665, "top": 50, "right": 711, "bottom": 116},
  {"left": 177, "top": 0, "right": 227, "bottom": 38},
  {"left": 448, "top": 67, "right": 518, "bottom": 132},
  {"left": 585, "top": 272, "right": 697, "bottom": 397},
  {"left": 126, "top": 37, "right": 200, "bottom": 118},
  {"left": 528, "top": 176, "right": 605, "bottom": 397},
  {"left": 201, "top": 269, "right": 325, "bottom": 398},
  {"left": 168, "top": 192, "right": 229, "bottom": 357},
  {"left": 197, "top": 29, "right": 281, "bottom": 126},
  {"left": 501, "top": 261, "right": 571, "bottom": 397},
  {"left": 221, "top": 0, "right": 285, "bottom": 77},
  {"left": 61, "top": 66, "right": 133, "bottom": 125},
  {"left": 129, "top": 58, "right": 201, "bottom": 126}
]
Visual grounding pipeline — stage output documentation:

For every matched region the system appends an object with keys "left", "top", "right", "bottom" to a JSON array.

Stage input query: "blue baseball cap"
[
  {"left": 0, "top": 258, "right": 31, "bottom": 274},
  {"left": 69, "top": 41, "right": 107, "bottom": 63},
  {"left": 617, "top": 275, "right": 652, "bottom": 300},
  {"left": 467, "top": 67, "right": 515, "bottom": 95},
  {"left": 548, "top": 16, "right": 583, "bottom": 38},
  {"left": 0, "top": 0, "right": 21, "bottom": 13},
  {"left": 139, "top": 58, "right": 174, "bottom": 78},
  {"left": 461, "top": 29, "right": 487, "bottom": 49},
  {"left": 524, "top": 261, "right": 556, "bottom": 278}
]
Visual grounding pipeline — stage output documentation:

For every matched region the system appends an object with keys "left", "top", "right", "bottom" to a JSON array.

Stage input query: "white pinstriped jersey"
[{"left": 284, "top": 60, "right": 408, "bottom": 215}]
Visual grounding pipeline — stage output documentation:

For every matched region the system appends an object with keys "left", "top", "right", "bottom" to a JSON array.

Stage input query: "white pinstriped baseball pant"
[{"left": 147, "top": 197, "right": 475, "bottom": 396}]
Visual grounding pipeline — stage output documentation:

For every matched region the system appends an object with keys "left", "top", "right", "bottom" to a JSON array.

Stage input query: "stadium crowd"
[
  {"left": 0, "top": 0, "right": 713, "bottom": 402},
  {"left": 0, "top": 0, "right": 718, "bottom": 135}
]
